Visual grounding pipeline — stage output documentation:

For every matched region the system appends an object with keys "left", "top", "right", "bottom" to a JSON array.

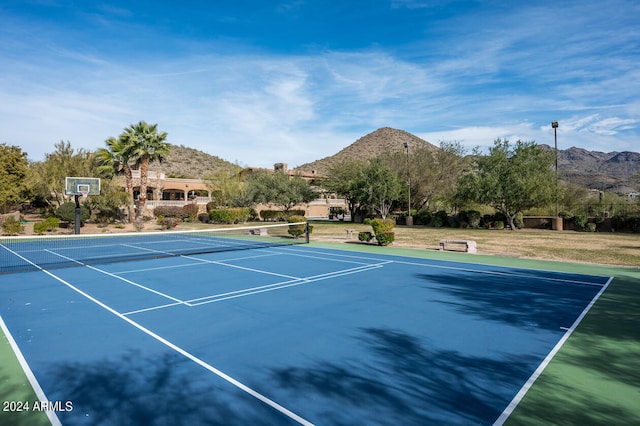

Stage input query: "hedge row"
[
  {"left": 260, "top": 209, "right": 305, "bottom": 221},
  {"left": 153, "top": 205, "right": 200, "bottom": 221},
  {"left": 208, "top": 208, "right": 251, "bottom": 224}
]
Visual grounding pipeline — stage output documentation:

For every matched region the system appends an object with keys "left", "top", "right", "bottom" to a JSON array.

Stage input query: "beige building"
[{"left": 125, "top": 165, "right": 348, "bottom": 218}]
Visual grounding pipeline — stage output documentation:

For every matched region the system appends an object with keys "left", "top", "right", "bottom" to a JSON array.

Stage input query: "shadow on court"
[
  {"left": 271, "top": 327, "right": 532, "bottom": 424},
  {"left": 0, "top": 373, "right": 51, "bottom": 426},
  {"left": 414, "top": 270, "right": 600, "bottom": 331},
  {"left": 505, "top": 271, "right": 640, "bottom": 425},
  {"left": 45, "top": 350, "right": 296, "bottom": 426}
]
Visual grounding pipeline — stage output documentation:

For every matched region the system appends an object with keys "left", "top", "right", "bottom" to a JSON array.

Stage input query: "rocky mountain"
[
  {"left": 148, "top": 144, "right": 238, "bottom": 178},
  {"left": 152, "top": 130, "right": 639, "bottom": 194},
  {"left": 295, "top": 127, "right": 438, "bottom": 176},
  {"left": 540, "top": 145, "right": 640, "bottom": 193}
]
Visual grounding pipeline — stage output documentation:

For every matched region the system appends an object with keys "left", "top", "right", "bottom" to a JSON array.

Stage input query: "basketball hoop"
[{"left": 65, "top": 177, "right": 101, "bottom": 235}]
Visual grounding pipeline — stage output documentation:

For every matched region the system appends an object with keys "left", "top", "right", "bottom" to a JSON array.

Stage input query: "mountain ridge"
[
  {"left": 154, "top": 129, "right": 639, "bottom": 194},
  {"left": 294, "top": 127, "right": 438, "bottom": 176}
]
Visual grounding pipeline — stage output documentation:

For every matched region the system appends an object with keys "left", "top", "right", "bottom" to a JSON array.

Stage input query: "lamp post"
[
  {"left": 403, "top": 142, "right": 413, "bottom": 226},
  {"left": 551, "top": 121, "right": 559, "bottom": 217}
]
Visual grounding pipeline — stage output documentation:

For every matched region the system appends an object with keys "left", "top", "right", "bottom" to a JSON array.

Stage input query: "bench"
[
  {"left": 249, "top": 227, "right": 268, "bottom": 236},
  {"left": 439, "top": 239, "right": 477, "bottom": 253}
]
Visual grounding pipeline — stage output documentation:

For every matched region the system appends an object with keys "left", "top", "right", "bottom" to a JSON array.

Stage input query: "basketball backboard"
[{"left": 65, "top": 177, "right": 101, "bottom": 197}]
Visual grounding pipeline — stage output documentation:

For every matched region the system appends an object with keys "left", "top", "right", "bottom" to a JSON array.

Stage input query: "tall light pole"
[
  {"left": 403, "top": 142, "right": 412, "bottom": 226},
  {"left": 551, "top": 121, "right": 559, "bottom": 217}
]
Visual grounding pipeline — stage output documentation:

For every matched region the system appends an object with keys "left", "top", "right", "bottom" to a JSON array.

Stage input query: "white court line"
[
  {"left": 0, "top": 315, "right": 62, "bottom": 426},
  {"left": 119, "top": 242, "right": 302, "bottom": 280},
  {"left": 122, "top": 301, "right": 184, "bottom": 316},
  {"left": 277, "top": 246, "right": 608, "bottom": 287},
  {"left": 264, "top": 249, "right": 380, "bottom": 266},
  {"left": 6, "top": 246, "right": 314, "bottom": 426},
  {"left": 187, "top": 262, "right": 390, "bottom": 306},
  {"left": 493, "top": 276, "right": 614, "bottom": 425},
  {"left": 44, "top": 249, "right": 188, "bottom": 306},
  {"left": 115, "top": 252, "right": 284, "bottom": 275},
  {"left": 180, "top": 254, "right": 302, "bottom": 280}
]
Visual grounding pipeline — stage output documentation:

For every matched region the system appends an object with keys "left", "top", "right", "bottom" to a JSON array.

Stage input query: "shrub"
[
  {"left": 434, "top": 211, "right": 449, "bottom": 227},
  {"left": 153, "top": 206, "right": 185, "bottom": 219},
  {"left": 415, "top": 210, "right": 432, "bottom": 226},
  {"left": 376, "top": 231, "right": 395, "bottom": 246},
  {"left": 494, "top": 220, "right": 505, "bottom": 230},
  {"left": 96, "top": 208, "right": 119, "bottom": 224},
  {"left": 182, "top": 204, "right": 200, "bottom": 222},
  {"left": 513, "top": 212, "right": 524, "bottom": 229},
  {"left": 358, "top": 231, "right": 373, "bottom": 242},
  {"left": 198, "top": 213, "right": 210, "bottom": 223},
  {"left": 370, "top": 218, "right": 395, "bottom": 235},
  {"left": 157, "top": 216, "right": 179, "bottom": 229},
  {"left": 612, "top": 214, "right": 640, "bottom": 233},
  {"left": 2, "top": 216, "right": 24, "bottom": 236},
  {"left": 482, "top": 214, "right": 493, "bottom": 229},
  {"left": 369, "top": 218, "right": 395, "bottom": 246},
  {"left": 55, "top": 202, "right": 90, "bottom": 224},
  {"left": 260, "top": 210, "right": 285, "bottom": 221},
  {"left": 34, "top": 217, "right": 60, "bottom": 234},
  {"left": 209, "top": 208, "right": 250, "bottom": 224},
  {"left": 287, "top": 215, "right": 307, "bottom": 238},
  {"left": 585, "top": 222, "right": 597, "bottom": 232},
  {"left": 466, "top": 210, "right": 482, "bottom": 229},
  {"left": 573, "top": 214, "right": 588, "bottom": 231}
]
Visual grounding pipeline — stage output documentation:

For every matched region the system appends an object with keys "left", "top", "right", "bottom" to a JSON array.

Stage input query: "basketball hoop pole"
[{"left": 74, "top": 194, "right": 81, "bottom": 235}]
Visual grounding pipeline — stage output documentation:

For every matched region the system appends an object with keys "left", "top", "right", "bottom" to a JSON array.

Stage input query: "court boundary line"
[
  {"left": 123, "top": 260, "right": 391, "bottom": 313},
  {"left": 44, "top": 249, "right": 189, "bottom": 306},
  {"left": 6, "top": 250, "right": 315, "bottom": 426},
  {"left": 187, "top": 262, "right": 390, "bottom": 307},
  {"left": 0, "top": 316, "right": 62, "bottom": 426},
  {"left": 492, "top": 275, "right": 614, "bottom": 425},
  {"left": 46, "top": 270, "right": 314, "bottom": 425},
  {"left": 276, "top": 246, "right": 609, "bottom": 287}
]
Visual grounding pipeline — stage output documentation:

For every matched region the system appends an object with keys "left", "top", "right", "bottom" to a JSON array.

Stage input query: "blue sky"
[{"left": 1, "top": 1, "right": 638, "bottom": 167}]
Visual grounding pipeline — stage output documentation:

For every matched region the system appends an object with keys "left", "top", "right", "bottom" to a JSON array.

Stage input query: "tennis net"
[{"left": 0, "top": 222, "right": 309, "bottom": 274}]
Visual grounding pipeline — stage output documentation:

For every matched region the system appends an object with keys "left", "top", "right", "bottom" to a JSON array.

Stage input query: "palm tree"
[
  {"left": 95, "top": 136, "right": 136, "bottom": 222},
  {"left": 123, "top": 121, "right": 170, "bottom": 218}
]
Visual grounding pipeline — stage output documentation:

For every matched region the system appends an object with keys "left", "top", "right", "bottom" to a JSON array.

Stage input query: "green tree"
[
  {"left": 323, "top": 159, "right": 368, "bottom": 222},
  {"left": 355, "top": 159, "right": 402, "bottom": 219},
  {"left": 205, "top": 166, "right": 247, "bottom": 208},
  {"left": 456, "top": 139, "right": 555, "bottom": 230},
  {"left": 0, "top": 144, "right": 29, "bottom": 213},
  {"left": 381, "top": 141, "right": 468, "bottom": 212},
  {"left": 95, "top": 136, "right": 136, "bottom": 222},
  {"left": 26, "top": 141, "right": 95, "bottom": 208},
  {"left": 247, "top": 170, "right": 318, "bottom": 213},
  {"left": 123, "top": 121, "right": 170, "bottom": 218}
]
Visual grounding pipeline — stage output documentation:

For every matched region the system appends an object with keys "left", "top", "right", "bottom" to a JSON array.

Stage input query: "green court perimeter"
[{"left": 2, "top": 240, "right": 639, "bottom": 425}]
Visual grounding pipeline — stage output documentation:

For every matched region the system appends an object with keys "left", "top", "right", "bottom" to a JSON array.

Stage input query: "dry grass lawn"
[{"left": 309, "top": 221, "right": 640, "bottom": 267}]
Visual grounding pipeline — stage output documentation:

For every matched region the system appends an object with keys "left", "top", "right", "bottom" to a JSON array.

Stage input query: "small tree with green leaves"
[
  {"left": 247, "top": 170, "right": 318, "bottom": 213},
  {"left": 354, "top": 159, "right": 402, "bottom": 219},
  {"left": 0, "top": 144, "right": 29, "bottom": 213},
  {"left": 369, "top": 218, "right": 396, "bottom": 246},
  {"left": 456, "top": 139, "right": 555, "bottom": 230}
]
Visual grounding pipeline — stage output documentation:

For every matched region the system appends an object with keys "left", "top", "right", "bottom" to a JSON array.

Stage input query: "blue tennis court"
[{"left": 0, "top": 233, "right": 610, "bottom": 425}]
